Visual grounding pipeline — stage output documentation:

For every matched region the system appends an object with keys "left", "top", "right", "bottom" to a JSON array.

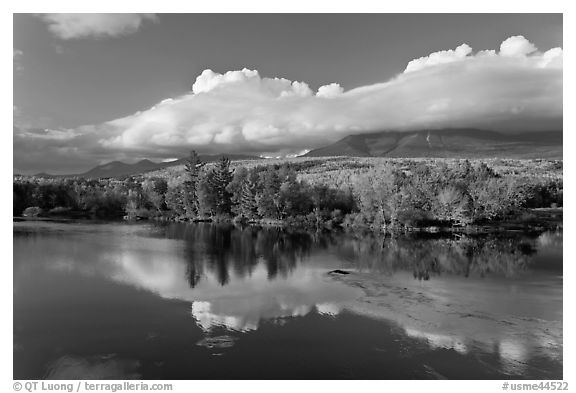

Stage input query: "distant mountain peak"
[
  {"left": 304, "top": 129, "right": 562, "bottom": 159},
  {"left": 38, "top": 153, "right": 263, "bottom": 179}
]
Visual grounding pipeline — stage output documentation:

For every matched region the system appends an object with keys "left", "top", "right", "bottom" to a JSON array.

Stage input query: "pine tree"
[
  {"left": 183, "top": 151, "right": 205, "bottom": 219},
  {"left": 209, "top": 156, "right": 234, "bottom": 215},
  {"left": 197, "top": 170, "right": 218, "bottom": 216},
  {"left": 239, "top": 174, "right": 259, "bottom": 219},
  {"left": 226, "top": 166, "right": 248, "bottom": 216}
]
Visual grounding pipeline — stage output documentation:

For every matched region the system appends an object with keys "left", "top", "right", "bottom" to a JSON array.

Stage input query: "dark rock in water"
[
  {"left": 196, "top": 335, "right": 237, "bottom": 349},
  {"left": 328, "top": 269, "right": 351, "bottom": 275}
]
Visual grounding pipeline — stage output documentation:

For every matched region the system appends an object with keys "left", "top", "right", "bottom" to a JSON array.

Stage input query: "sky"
[{"left": 13, "top": 13, "right": 563, "bottom": 174}]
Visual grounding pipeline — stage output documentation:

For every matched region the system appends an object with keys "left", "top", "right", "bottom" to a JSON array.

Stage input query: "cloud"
[
  {"left": 403, "top": 35, "right": 554, "bottom": 73},
  {"left": 38, "top": 14, "right": 158, "bottom": 40},
  {"left": 316, "top": 302, "right": 341, "bottom": 316},
  {"left": 499, "top": 35, "right": 538, "bottom": 57},
  {"left": 14, "top": 35, "right": 562, "bottom": 173},
  {"left": 316, "top": 83, "right": 344, "bottom": 98},
  {"left": 192, "top": 68, "right": 314, "bottom": 98},
  {"left": 405, "top": 43, "right": 473, "bottom": 73}
]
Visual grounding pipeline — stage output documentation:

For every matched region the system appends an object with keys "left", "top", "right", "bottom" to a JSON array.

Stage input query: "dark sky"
[{"left": 14, "top": 14, "right": 562, "bottom": 129}]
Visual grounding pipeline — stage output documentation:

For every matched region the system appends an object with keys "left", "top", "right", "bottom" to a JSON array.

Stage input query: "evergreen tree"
[
  {"left": 197, "top": 170, "right": 218, "bottom": 217},
  {"left": 209, "top": 156, "right": 234, "bottom": 215},
  {"left": 239, "top": 170, "right": 259, "bottom": 219},
  {"left": 183, "top": 150, "right": 205, "bottom": 218},
  {"left": 226, "top": 166, "right": 248, "bottom": 216}
]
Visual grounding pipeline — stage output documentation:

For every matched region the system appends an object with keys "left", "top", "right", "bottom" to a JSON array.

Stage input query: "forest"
[{"left": 13, "top": 153, "right": 563, "bottom": 231}]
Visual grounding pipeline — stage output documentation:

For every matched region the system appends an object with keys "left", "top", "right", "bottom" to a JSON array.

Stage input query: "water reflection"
[
  {"left": 14, "top": 223, "right": 562, "bottom": 328},
  {"left": 15, "top": 222, "right": 559, "bottom": 286},
  {"left": 14, "top": 222, "right": 360, "bottom": 334},
  {"left": 167, "top": 224, "right": 312, "bottom": 287},
  {"left": 404, "top": 328, "right": 468, "bottom": 354},
  {"left": 333, "top": 232, "right": 549, "bottom": 280},
  {"left": 156, "top": 224, "right": 559, "bottom": 286},
  {"left": 13, "top": 221, "right": 562, "bottom": 379},
  {"left": 45, "top": 355, "right": 141, "bottom": 380}
]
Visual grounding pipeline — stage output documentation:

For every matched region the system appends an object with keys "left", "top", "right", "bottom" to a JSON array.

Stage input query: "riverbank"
[
  {"left": 149, "top": 207, "right": 564, "bottom": 234},
  {"left": 14, "top": 207, "right": 563, "bottom": 236},
  {"left": 14, "top": 158, "right": 563, "bottom": 235}
]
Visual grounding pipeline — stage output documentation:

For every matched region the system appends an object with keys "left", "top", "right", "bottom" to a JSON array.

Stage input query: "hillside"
[
  {"left": 38, "top": 154, "right": 261, "bottom": 179},
  {"left": 304, "top": 129, "right": 563, "bottom": 159},
  {"left": 30, "top": 129, "right": 563, "bottom": 179}
]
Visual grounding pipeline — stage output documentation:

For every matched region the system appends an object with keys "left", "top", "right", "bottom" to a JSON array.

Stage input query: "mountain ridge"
[
  {"left": 304, "top": 129, "right": 562, "bottom": 159},
  {"left": 29, "top": 129, "right": 562, "bottom": 178},
  {"left": 35, "top": 153, "right": 262, "bottom": 179}
]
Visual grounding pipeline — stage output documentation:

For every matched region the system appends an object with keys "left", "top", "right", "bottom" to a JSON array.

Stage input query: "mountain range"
[
  {"left": 304, "top": 129, "right": 562, "bottom": 159},
  {"left": 35, "top": 154, "right": 261, "bottom": 179},
  {"left": 31, "top": 129, "right": 562, "bottom": 179}
]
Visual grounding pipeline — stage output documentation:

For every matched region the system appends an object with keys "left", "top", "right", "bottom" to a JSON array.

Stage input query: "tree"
[
  {"left": 125, "top": 189, "right": 143, "bottom": 219},
  {"left": 355, "top": 167, "right": 403, "bottom": 228},
  {"left": 256, "top": 168, "right": 282, "bottom": 219},
  {"left": 183, "top": 151, "right": 205, "bottom": 219},
  {"left": 277, "top": 175, "right": 312, "bottom": 218},
  {"left": 226, "top": 166, "right": 248, "bottom": 216},
  {"left": 142, "top": 178, "right": 167, "bottom": 212},
  {"left": 433, "top": 186, "right": 473, "bottom": 225},
  {"left": 197, "top": 170, "right": 218, "bottom": 217},
  {"left": 239, "top": 173, "right": 259, "bottom": 219},
  {"left": 165, "top": 180, "right": 186, "bottom": 217},
  {"left": 209, "top": 156, "right": 234, "bottom": 215},
  {"left": 468, "top": 177, "right": 527, "bottom": 221}
]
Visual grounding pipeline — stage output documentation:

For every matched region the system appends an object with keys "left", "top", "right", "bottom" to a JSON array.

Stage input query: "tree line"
[{"left": 13, "top": 152, "right": 562, "bottom": 230}]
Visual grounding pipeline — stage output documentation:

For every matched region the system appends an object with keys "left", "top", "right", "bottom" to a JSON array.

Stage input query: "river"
[{"left": 13, "top": 220, "right": 562, "bottom": 379}]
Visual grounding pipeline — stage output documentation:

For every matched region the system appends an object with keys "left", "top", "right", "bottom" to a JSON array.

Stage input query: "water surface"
[{"left": 13, "top": 221, "right": 562, "bottom": 379}]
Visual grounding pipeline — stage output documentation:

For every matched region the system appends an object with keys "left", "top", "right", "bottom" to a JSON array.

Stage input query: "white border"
[{"left": 4, "top": 2, "right": 572, "bottom": 392}]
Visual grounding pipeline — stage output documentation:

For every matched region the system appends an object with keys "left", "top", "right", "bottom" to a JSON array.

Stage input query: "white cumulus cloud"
[
  {"left": 192, "top": 68, "right": 314, "bottom": 98},
  {"left": 14, "top": 35, "right": 562, "bottom": 173},
  {"left": 405, "top": 43, "right": 473, "bottom": 73},
  {"left": 316, "top": 83, "right": 344, "bottom": 98},
  {"left": 499, "top": 35, "right": 538, "bottom": 57},
  {"left": 38, "top": 14, "right": 158, "bottom": 40}
]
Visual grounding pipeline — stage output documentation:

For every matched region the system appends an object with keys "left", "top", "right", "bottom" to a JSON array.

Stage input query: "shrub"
[
  {"left": 22, "top": 206, "right": 43, "bottom": 217},
  {"left": 47, "top": 206, "right": 72, "bottom": 216}
]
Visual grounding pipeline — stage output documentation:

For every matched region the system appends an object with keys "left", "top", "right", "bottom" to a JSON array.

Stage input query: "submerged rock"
[{"left": 328, "top": 269, "right": 351, "bottom": 275}]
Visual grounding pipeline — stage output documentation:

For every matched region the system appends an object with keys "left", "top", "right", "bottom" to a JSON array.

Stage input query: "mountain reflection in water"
[{"left": 13, "top": 221, "right": 562, "bottom": 379}]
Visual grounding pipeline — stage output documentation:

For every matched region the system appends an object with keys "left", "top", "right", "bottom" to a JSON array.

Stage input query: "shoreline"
[{"left": 14, "top": 207, "right": 563, "bottom": 235}]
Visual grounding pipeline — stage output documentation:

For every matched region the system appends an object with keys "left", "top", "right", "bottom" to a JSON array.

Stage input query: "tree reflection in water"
[
  {"left": 13, "top": 221, "right": 562, "bottom": 379},
  {"left": 335, "top": 232, "right": 541, "bottom": 280},
  {"left": 159, "top": 223, "right": 556, "bottom": 288},
  {"left": 163, "top": 223, "right": 313, "bottom": 288}
]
